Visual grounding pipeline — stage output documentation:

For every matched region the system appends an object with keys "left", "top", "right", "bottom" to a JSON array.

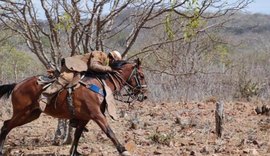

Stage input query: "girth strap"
[{"left": 67, "top": 87, "right": 76, "bottom": 117}]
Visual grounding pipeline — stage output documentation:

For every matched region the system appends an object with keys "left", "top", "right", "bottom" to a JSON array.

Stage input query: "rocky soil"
[{"left": 0, "top": 100, "right": 270, "bottom": 156}]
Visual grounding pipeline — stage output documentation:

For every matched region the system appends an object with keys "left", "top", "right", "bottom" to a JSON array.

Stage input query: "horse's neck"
[{"left": 105, "top": 72, "right": 128, "bottom": 92}]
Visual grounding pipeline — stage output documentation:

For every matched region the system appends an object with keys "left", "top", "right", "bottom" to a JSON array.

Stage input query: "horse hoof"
[{"left": 121, "top": 151, "right": 131, "bottom": 156}]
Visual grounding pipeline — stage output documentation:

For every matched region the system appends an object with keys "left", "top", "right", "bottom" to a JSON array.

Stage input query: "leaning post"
[{"left": 215, "top": 101, "right": 224, "bottom": 138}]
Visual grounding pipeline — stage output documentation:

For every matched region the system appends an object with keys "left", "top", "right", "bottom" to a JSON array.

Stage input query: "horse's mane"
[
  {"left": 83, "top": 71, "right": 108, "bottom": 79},
  {"left": 110, "top": 60, "right": 128, "bottom": 70}
]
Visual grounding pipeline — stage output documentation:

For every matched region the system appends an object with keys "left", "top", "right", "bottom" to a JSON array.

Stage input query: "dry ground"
[{"left": 0, "top": 100, "right": 270, "bottom": 156}]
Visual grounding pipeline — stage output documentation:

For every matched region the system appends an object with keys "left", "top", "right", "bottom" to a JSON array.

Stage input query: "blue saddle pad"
[{"left": 88, "top": 84, "right": 105, "bottom": 96}]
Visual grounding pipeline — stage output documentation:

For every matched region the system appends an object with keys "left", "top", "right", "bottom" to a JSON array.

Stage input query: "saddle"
[
  {"left": 38, "top": 72, "right": 118, "bottom": 120},
  {"left": 38, "top": 75, "right": 75, "bottom": 114}
]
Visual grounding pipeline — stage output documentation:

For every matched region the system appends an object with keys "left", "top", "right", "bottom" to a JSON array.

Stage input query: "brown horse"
[{"left": 0, "top": 59, "right": 147, "bottom": 156}]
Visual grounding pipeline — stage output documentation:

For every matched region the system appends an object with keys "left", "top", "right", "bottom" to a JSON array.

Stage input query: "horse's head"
[{"left": 111, "top": 58, "right": 147, "bottom": 102}]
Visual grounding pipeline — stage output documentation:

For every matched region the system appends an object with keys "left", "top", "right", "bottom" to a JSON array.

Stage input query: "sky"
[
  {"left": 245, "top": 0, "right": 270, "bottom": 14},
  {"left": 32, "top": 0, "right": 270, "bottom": 18}
]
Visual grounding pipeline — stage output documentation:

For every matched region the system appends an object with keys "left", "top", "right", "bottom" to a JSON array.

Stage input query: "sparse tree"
[{"left": 0, "top": 0, "right": 253, "bottom": 144}]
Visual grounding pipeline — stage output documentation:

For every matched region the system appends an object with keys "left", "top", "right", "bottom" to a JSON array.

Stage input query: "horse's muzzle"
[
  {"left": 137, "top": 93, "right": 147, "bottom": 102},
  {"left": 137, "top": 85, "right": 148, "bottom": 102},
  {"left": 140, "top": 85, "right": 148, "bottom": 92}
]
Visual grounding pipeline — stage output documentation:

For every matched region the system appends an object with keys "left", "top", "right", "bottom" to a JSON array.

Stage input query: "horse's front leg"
[
  {"left": 93, "top": 112, "right": 130, "bottom": 156},
  {"left": 70, "top": 120, "right": 88, "bottom": 156}
]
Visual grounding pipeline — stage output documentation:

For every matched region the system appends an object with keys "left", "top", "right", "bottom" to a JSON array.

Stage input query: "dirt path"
[{"left": 0, "top": 101, "right": 270, "bottom": 155}]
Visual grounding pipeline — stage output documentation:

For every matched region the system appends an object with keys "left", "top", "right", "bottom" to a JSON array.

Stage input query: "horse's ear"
[{"left": 135, "top": 58, "right": 141, "bottom": 67}]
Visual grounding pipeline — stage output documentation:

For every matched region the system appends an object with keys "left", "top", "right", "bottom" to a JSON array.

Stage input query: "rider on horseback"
[{"left": 38, "top": 50, "right": 122, "bottom": 110}]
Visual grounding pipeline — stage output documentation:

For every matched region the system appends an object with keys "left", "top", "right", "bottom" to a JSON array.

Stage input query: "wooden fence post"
[{"left": 215, "top": 101, "right": 224, "bottom": 138}]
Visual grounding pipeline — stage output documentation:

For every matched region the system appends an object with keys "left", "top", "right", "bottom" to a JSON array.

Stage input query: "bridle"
[{"left": 111, "top": 65, "right": 146, "bottom": 104}]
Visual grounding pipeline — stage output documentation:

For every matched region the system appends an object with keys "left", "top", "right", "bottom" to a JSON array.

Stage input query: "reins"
[{"left": 109, "top": 67, "right": 143, "bottom": 104}]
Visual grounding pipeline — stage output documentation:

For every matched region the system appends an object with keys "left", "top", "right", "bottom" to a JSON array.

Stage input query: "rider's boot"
[{"left": 39, "top": 81, "right": 64, "bottom": 111}]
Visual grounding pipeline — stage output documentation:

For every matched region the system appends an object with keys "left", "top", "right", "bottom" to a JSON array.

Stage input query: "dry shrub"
[
  {"left": 148, "top": 132, "right": 175, "bottom": 146},
  {"left": 238, "top": 79, "right": 261, "bottom": 101}
]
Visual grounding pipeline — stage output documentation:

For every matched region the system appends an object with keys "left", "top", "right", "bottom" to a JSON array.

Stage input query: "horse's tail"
[{"left": 0, "top": 83, "right": 16, "bottom": 99}]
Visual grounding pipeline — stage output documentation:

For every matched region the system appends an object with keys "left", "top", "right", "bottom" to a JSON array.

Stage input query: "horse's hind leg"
[
  {"left": 93, "top": 113, "right": 130, "bottom": 156},
  {"left": 70, "top": 120, "right": 88, "bottom": 156},
  {"left": 0, "top": 107, "right": 41, "bottom": 155},
  {"left": 0, "top": 120, "right": 10, "bottom": 156}
]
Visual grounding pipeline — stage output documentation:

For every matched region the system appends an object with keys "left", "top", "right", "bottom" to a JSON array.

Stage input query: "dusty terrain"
[{"left": 0, "top": 99, "right": 270, "bottom": 156}]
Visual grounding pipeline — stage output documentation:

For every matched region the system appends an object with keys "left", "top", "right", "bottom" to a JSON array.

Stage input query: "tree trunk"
[{"left": 52, "top": 119, "right": 73, "bottom": 145}]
